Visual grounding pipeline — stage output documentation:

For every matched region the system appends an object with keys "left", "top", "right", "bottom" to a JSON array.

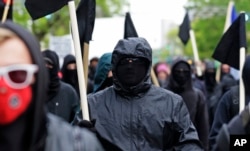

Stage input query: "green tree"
[
  {"left": 12, "top": 0, "right": 128, "bottom": 47},
  {"left": 167, "top": 0, "right": 250, "bottom": 60}
]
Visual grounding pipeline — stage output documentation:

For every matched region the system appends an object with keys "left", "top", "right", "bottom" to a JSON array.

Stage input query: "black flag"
[
  {"left": 0, "top": 0, "right": 13, "bottom": 20},
  {"left": 77, "top": 0, "right": 96, "bottom": 45},
  {"left": 124, "top": 12, "right": 138, "bottom": 38},
  {"left": 25, "top": 0, "right": 70, "bottom": 20},
  {"left": 178, "top": 12, "right": 190, "bottom": 45},
  {"left": 212, "top": 13, "right": 246, "bottom": 70}
]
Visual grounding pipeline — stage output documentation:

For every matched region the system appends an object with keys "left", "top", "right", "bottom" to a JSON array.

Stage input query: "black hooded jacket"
[
  {"left": 87, "top": 37, "right": 203, "bottom": 150},
  {"left": 166, "top": 59, "right": 209, "bottom": 151},
  {"left": 42, "top": 50, "right": 80, "bottom": 123},
  {"left": 209, "top": 55, "right": 250, "bottom": 150},
  {"left": 0, "top": 21, "right": 103, "bottom": 151},
  {"left": 0, "top": 20, "right": 48, "bottom": 151}
]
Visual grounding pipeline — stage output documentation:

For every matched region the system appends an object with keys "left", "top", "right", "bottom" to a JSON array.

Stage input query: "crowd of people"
[{"left": 1, "top": 20, "right": 250, "bottom": 151}]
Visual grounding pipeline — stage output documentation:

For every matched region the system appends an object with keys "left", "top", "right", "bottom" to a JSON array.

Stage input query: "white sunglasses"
[{"left": 0, "top": 64, "right": 38, "bottom": 89}]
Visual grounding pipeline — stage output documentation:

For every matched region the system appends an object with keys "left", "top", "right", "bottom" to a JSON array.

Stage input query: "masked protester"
[
  {"left": 71, "top": 52, "right": 113, "bottom": 126},
  {"left": 61, "top": 54, "right": 93, "bottom": 95},
  {"left": 42, "top": 50, "right": 80, "bottom": 123},
  {"left": 61, "top": 55, "right": 80, "bottom": 95},
  {"left": 76, "top": 37, "right": 203, "bottom": 150},
  {"left": 166, "top": 58, "right": 209, "bottom": 151},
  {"left": 0, "top": 21, "right": 103, "bottom": 151},
  {"left": 213, "top": 102, "right": 250, "bottom": 151},
  {"left": 209, "top": 55, "right": 250, "bottom": 150}
]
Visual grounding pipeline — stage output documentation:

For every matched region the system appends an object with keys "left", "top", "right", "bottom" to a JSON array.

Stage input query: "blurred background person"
[
  {"left": 166, "top": 58, "right": 209, "bottom": 151},
  {"left": 42, "top": 50, "right": 80, "bottom": 123},
  {"left": 154, "top": 62, "right": 170, "bottom": 88},
  {"left": 61, "top": 54, "right": 93, "bottom": 95}
]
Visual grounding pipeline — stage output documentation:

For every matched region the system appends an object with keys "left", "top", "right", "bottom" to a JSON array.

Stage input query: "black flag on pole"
[
  {"left": 212, "top": 13, "right": 246, "bottom": 70},
  {"left": 25, "top": 0, "right": 70, "bottom": 20},
  {"left": 178, "top": 12, "right": 190, "bottom": 45},
  {"left": 76, "top": 0, "right": 96, "bottom": 45},
  {"left": 124, "top": 12, "right": 138, "bottom": 38}
]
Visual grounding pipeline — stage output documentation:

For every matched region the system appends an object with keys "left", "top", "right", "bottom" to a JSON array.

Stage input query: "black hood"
[
  {"left": 0, "top": 20, "right": 48, "bottom": 149},
  {"left": 243, "top": 55, "right": 250, "bottom": 95},
  {"left": 112, "top": 37, "right": 152, "bottom": 97},
  {"left": 61, "top": 54, "right": 80, "bottom": 96},
  {"left": 42, "top": 50, "right": 60, "bottom": 101},
  {"left": 167, "top": 58, "right": 192, "bottom": 92}
]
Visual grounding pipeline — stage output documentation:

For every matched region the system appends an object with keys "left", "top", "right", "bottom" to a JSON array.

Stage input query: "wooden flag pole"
[
  {"left": 215, "top": 1, "right": 235, "bottom": 83},
  {"left": 189, "top": 29, "right": 202, "bottom": 77},
  {"left": 151, "top": 68, "right": 159, "bottom": 87},
  {"left": 83, "top": 43, "right": 89, "bottom": 88},
  {"left": 1, "top": 0, "right": 11, "bottom": 23},
  {"left": 68, "top": 0, "right": 89, "bottom": 121},
  {"left": 239, "top": 11, "right": 246, "bottom": 113},
  {"left": 239, "top": 47, "right": 246, "bottom": 113}
]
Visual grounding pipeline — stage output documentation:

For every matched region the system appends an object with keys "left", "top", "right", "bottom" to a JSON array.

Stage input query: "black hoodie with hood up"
[
  {"left": 166, "top": 59, "right": 209, "bottom": 151},
  {"left": 87, "top": 37, "right": 203, "bottom": 151},
  {"left": 0, "top": 21, "right": 103, "bottom": 151}
]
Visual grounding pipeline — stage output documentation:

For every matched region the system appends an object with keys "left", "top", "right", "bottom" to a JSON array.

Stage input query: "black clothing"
[
  {"left": 208, "top": 74, "right": 237, "bottom": 127},
  {"left": 209, "top": 56, "right": 250, "bottom": 150},
  {"left": 61, "top": 55, "right": 80, "bottom": 96},
  {"left": 46, "top": 81, "right": 80, "bottom": 123},
  {"left": 167, "top": 59, "right": 209, "bottom": 151},
  {"left": 0, "top": 20, "right": 103, "bottom": 151},
  {"left": 116, "top": 57, "right": 148, "bottom": 87},
  {"left": 42, "top": 50, "right": 80, "bottom": 123},
  {"left": 87, "top": 38, "right": 203, "bottom": 150},
  {"left": 42, "top": 50, "right": 60, "bottom": 100},
  {"left": 213, "top": 104, "right": 250, "bottom": 151},
  {"left": 0, "top": 20, "right": 48, "bottom": 151}
]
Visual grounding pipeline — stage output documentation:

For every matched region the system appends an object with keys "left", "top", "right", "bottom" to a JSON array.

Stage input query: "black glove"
[{"left": 78, "top": 119, "right": 96, "bottom": 133}]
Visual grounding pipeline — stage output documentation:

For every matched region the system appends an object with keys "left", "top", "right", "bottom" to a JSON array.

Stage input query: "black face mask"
[
  {"left": 64, "top": 69, "right": 78, "bottom": 86},
  {"left": 46, "top": 63, "right": 60, "bottom": 100},
  {"left": 116, "top": 57, "right": 147, "bottom": 87},
  {"left": 173, "top": 62, "right": 191, "bottom": 85},
  {"left": 205, "top": 70, "right": 216, "bottom": 89}
]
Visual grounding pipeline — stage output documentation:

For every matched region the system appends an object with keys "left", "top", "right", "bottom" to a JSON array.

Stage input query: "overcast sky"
[
  {"left": 129, "top": 0, "right": 188, "bottom": 24},
  {"left": 88, "top": 0, "right": 188, "bottom": 59}
]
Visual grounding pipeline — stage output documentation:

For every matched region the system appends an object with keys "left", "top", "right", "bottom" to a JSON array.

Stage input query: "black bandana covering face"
[
  {"left": 116, "top": 57, "right": 147, "bottom": 87},
  {"left": 172, "top": 62, "right": 191, "bottom": 86}
]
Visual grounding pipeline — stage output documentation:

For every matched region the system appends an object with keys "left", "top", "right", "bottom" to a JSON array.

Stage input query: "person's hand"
[{"left": 78, "top": 120, "right": 96, "bottom": 133}]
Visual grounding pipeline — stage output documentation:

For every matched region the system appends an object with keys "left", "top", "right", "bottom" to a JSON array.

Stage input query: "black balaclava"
[
  {"left": 112, "top": 37, "right": 152, "bottom": 96},
  {"left": 204, "top": 61, "right": 216, "bottom": 91},
  {"left": 116, "top": 57, "right": 148, "bottom": 87},
  {"left": 172, "top": 62, "right": 191, "bottom": 85},
  {"left": 0, "top": 21, "right": 48, "bottom": 151},
  {"left": 61, "top": 54, "right": 79, "bottom": 96},
  {"left": 42, "top": 50, "right": 60, "bottom": 101}
]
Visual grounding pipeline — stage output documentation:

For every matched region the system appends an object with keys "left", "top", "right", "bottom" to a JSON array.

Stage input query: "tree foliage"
[
  {"left": 184, "top": 0, "right": 250, "bottom": 60},
  {"left": 12, "top": 0, "right": 128, "bottom": 47}
]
